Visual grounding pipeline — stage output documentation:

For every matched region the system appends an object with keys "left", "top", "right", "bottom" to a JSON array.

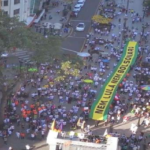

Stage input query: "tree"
[
  {"left": 92, "top": 15, "right": 112, "bottom": 24},
  {"left": 55, "top": 61, "right": 81, "bottom": 82},
  {"left": 0, "top": 11, "right": 61, "bottom": 127},
  {"left": 144, "top": 0, "right": 150, "bottom": 9}
]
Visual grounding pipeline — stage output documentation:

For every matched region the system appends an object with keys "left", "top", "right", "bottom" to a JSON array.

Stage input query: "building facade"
[{"left": 0, "top": 0, "right": 31, "bottom": 21}]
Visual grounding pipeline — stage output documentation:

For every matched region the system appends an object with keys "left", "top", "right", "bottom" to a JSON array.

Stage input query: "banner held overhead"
[{"left": 90, "top": 41, "right": 138, "bottom": 120}]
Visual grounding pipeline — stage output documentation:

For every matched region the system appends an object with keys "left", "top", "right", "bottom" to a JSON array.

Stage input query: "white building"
[
  {"left": 0, "top": 0, "right": 31, "bottom": 22},
  {"left": 47, "top": 130, "right": 120, "bottom": 150}
]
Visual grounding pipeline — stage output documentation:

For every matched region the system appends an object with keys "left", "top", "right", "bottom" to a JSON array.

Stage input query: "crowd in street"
[{"left": 1, "top": 0, "right": 150, "bottom": 150}]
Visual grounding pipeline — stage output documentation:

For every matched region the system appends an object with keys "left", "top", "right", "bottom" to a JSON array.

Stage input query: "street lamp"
[
  {"left": 137, "top": 111, "right": 141, "bottom": 127},
  {"left": 25, "top": 61, "right": 30, "bottom": 73},
  {"left": 19, "top": 60, "right": 23, "bottom": 73},
  {"left": 143, "top": 6, "right": 148, "bottom": 18}
]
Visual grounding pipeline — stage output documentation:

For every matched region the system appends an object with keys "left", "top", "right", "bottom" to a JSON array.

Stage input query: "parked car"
[
  {"left": 77, "top": 1, "right": 84, "bottom": 7},
  {"left": 70, "top": 11, "right": 78, "bottom": 17},
  {"left": 1, "top": 53, "right": 8, "bottom": 57},
  {"left": 76, "top": 23, "right": 85, "bottom": 31},
  {"left": 78, "top": 0, "right": 86, "bottom": 3},
  {"left": 73, "top": 4, "right": 82, "bottom": 12}
]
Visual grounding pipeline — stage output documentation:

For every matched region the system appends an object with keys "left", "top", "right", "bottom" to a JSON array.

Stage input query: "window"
[
  {"left": 4, "top": 11, "right": 8, "bottom": 15},
  {"left": 4, "top": 0, "right": 8, "bottom": 6},
  {"left": 14, "top": 0, "right": 20, "bottom": 4},
  {"left": 14, "top": 9, "right": 20, "bottom": 15}
]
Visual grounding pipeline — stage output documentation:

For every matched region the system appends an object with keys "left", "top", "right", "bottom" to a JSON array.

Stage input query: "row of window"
[
  {"left": 3, "top": 0, "right": 20, "bottom": 6},
  {"left": 4, "top": 8, "right": 20, "bottom": 15}
]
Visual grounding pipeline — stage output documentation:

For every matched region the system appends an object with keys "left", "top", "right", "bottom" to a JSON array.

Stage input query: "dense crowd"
[{"left": 1, "top": 0, "right": 150, "bottom": 150}]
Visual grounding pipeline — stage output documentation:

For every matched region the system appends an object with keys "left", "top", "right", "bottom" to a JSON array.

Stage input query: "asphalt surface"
[{"left": 62, "top": 0, "right": 101, "bottom": 53}]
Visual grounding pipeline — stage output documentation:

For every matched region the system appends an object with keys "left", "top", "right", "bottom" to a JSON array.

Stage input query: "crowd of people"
[{"left": 1, "top": 0, "right": 150, "bottom": 150}]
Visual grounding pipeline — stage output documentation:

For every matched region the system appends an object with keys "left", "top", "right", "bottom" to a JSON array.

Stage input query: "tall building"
[{"left": 0, "top": 0, "right": 31, "bottom": 21}]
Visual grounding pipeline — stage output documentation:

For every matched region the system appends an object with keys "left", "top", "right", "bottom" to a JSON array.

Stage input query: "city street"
[
  {"left": 1, "top": 0, "right": 150, "bottom": 150},
  {"left": 62, "top": 0, "right": 100, "bottom": 53}
]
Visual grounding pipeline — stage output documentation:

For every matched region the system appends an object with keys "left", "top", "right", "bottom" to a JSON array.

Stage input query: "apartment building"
[{"left": 0, "top": 0, "right": 31, "bottom": 21}]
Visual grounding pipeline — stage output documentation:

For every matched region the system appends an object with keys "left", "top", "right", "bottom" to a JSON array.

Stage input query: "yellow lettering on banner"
[
  {"left": 111, "top": 73, "right": 121, "bottom": 83},
  {"left": 91, "top": 41, "right": 137, "bottom": 120},
  {"left": 95, "top": 101, "right": 107, "bottom": 114}
]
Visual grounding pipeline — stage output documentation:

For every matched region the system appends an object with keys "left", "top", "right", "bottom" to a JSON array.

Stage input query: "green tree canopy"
[
  {"left": 144, "top": 0, "right": 150, "bottom": 8},
  {"left": 0, "top": 11, "right": 62, "bottom": 62}
]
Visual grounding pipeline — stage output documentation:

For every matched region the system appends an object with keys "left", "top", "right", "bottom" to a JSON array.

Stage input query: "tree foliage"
[
  {"left": 55, "top": 61, "right": 81, "bottom": 82},
  {"left": 92, "top": 15, "right": 112, "bottom": 24},
  {"left": 144, "top": 0, "right": 150, "bottom": 8},
  {"left": 0, "top": 11, "right": 61, "bottom": 62}
]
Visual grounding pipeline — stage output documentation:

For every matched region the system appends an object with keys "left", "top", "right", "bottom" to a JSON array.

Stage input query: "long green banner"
[{"left": 90, "top": 41, "right": 138, "bottom": 120}]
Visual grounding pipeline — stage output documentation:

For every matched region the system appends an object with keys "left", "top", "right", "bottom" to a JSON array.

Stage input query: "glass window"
[
  {"left": 14, "top": 0, "right": 20, "bottom": 5},
  {"left": 14, "top": 9, "right": 20, "bottom": 15},
  {"left": 4, "top": 11, "right": 8, "bottom": 15},
  {"left": 4, "top": 0, "right": 8, "bottom": 6}
]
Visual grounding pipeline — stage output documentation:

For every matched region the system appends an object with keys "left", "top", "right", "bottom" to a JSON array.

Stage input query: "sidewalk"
[{"left": 34, "top": 0, "right": 78, "bottom": 37}]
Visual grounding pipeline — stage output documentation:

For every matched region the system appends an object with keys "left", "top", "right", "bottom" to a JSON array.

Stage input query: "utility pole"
[
  {"left": 137, "top": 2, "right": 147, "bottom": 127},
  {"left": 126, "top": 0, "right": 130, "bottom": 14},
  {"left": 121, "top": 0, "right": 129, "bottom": 47}
]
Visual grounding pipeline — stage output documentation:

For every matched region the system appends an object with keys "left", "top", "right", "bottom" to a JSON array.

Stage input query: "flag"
[
  {"left": 103, "top": 129, "right": 108, "bottom": 137},
  {"left": 77, "top": 118, "right": 81, "bottom": 127},
  {"left": 59, "top": 123, "right": 63, "bottom": 131},
  {"left": 51, "top": 120, "right": 62, "bottom": 132},
  {"left": 51, "top": 120, "right": 56, "bottom": 130}
]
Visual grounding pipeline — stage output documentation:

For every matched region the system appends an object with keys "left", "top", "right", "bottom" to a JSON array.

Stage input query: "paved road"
[{"left": 62, "top": 0, "right": 100, "bottom": 53}]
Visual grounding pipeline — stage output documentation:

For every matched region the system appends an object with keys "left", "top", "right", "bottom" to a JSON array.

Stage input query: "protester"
[{"left": 1, "top": 0, "right": 150, "bottom": 149}]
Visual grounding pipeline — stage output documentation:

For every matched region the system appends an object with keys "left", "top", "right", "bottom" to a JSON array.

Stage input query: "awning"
[
  {"left": 34, "top": 9, "right": 45, "bottom": 23},
  {"left": 53, "top": 23, "right": 62, "bottom": 30},
  {"left": 42, "top": 22, "right": 53, "bottom": 28},
  {"left": 102, "top": 59, "right": 109, "bottom": 62},
  {"left": 26, "top": 14, "right": 36, "bottom": 27}
]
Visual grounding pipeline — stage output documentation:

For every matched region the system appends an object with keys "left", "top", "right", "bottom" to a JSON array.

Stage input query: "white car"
[
  {"left": 77, "top": 1, "right": 84, "bottom": 7},
  {"left": 73, "top": 4, "right": 82, "bottom": 12},
  {"left": 1, "top": 53, "right": 8, "bottom": 57},
  {"left": 78, "top": 0, "right": 86, "bottom": 2},
  {"left": 76, "top": 23, "right": 85, "bottom": 31}
]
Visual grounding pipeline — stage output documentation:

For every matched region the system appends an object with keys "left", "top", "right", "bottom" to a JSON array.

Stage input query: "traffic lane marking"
[
  {"left": 61, "top": 47, "right": 78, "bottom": 53},
  {"left": 62, "top": 37, "right": 85, "bottom": 52},
  {"left": 68, "top": 36, "right": 86, "bottom": 39},
  {"left": 71, "top": 20, "right": 91, "bottom": 22}
]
